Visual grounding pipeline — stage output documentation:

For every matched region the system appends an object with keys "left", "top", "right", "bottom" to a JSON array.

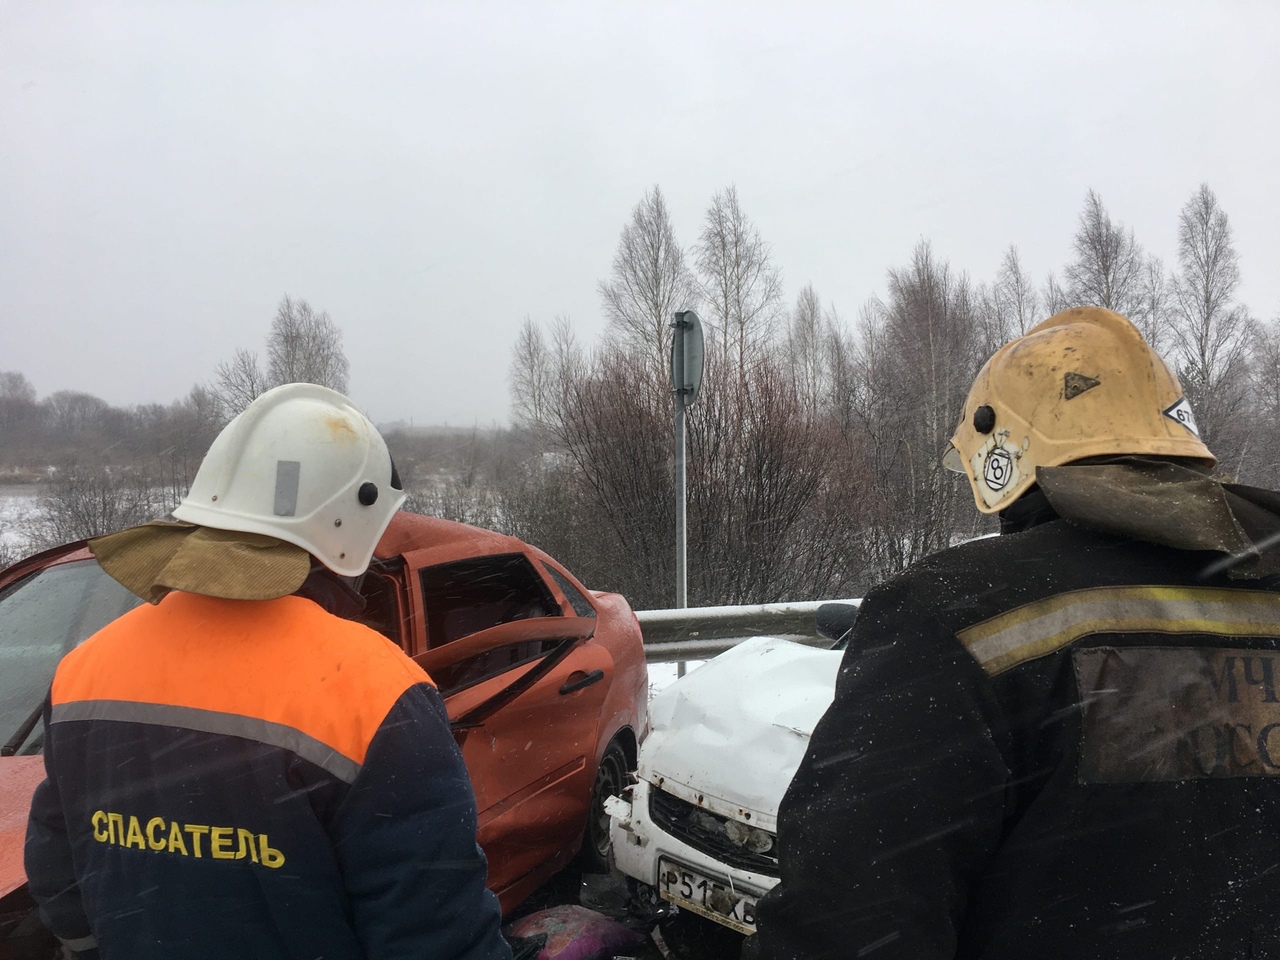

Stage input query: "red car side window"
[
  {"left": 542, "top": 564, "right": 596, "bottom": 619},
  {"left": 419, "top": 553, "right": 560, "bottom": 647}
]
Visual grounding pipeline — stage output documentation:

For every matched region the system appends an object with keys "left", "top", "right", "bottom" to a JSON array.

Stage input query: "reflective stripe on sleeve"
[
  {"left": 958, "top": 585, "right": 1280, "bottom": 676},
  {"left": 50, "top": 699, "right": 361, "bottom": 783}
]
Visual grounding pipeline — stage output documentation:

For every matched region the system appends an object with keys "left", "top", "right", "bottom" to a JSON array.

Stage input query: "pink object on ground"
[{"left": 507, "top": 905, "right": 646, "bottom": 960}]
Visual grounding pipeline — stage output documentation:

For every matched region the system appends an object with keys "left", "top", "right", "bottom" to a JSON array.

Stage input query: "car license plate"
[{"left": 657, "top": 857, "right": 759, "bottom": 935}]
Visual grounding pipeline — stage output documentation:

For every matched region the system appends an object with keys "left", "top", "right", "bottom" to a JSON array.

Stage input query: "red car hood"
[{"left": 0, "top": 756, "right": 44, "bottom": 900}]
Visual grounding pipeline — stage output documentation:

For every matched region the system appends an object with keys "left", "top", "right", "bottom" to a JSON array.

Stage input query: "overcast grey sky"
[{"left": 2, "top": 0, "right": 1277, "bottom": 426}]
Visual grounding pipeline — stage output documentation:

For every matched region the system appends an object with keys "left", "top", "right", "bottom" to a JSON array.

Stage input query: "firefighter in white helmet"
[
  {"left": 25, "top": 384, "right": 510, "bottom": 960},
  {"left": 750, "top": 308, "right": 1280, "bottom": 959}
]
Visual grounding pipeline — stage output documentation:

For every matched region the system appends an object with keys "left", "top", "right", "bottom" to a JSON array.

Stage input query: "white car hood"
[{"left": 640, "top": 636, "right": 842, "bottom": 831}]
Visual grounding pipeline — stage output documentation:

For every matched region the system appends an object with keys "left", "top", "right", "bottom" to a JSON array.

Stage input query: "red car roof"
[{"left": 374, "top": 512, "right": 530, "bottom": 564}]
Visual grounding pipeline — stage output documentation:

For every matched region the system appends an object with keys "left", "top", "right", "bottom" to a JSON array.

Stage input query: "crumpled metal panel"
[{"left": 639, "top": 636, "right": 841, "bottom": 832}]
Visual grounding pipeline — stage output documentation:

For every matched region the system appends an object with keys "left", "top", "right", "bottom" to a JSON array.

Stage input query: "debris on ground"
[
  {"left": 505, "top": 868, "right": 744, "bottom": 960},
  {"left": 506, "top": 905, "right": 647, "bottom": 960}
]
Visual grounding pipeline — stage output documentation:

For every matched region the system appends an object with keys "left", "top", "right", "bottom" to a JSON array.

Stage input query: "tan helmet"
[{"left": 943, "top": 307, "right": 1216, "bottom": 514}]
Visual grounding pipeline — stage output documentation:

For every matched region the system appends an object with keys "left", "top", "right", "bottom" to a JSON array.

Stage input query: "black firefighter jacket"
[
  {"left": 24, "top": 590, "right": 511, "bottom": 960},
  {"left": 751, "top": 478, "right": 1280, "bottom": 959}
]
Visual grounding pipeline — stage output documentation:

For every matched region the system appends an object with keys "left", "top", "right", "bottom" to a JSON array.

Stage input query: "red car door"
[{"left": 411, "top": 552, "right": 613, "bottom": 909}]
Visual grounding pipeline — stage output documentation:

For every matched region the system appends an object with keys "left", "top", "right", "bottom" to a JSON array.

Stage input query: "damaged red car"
[{"left": 0, "top": 512, "right": 648, "bottom": 958}]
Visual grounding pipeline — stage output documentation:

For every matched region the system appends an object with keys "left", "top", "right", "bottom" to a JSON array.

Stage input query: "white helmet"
[{"left": 173, "top": 383, "right": 405, "bottom": 577}]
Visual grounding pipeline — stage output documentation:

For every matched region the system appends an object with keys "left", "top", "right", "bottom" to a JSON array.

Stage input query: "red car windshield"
[{"left": 0, "top": 559, "right": 143, "bottom": 755}]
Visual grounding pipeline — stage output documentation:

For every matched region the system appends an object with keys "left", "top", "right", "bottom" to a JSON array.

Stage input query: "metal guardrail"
[{"left": 636, "top": 599, "right": 861, "bottom": 663}]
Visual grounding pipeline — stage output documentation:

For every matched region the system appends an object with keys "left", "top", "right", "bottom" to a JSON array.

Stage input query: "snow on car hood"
[{"left": 640, "top": 636, "right": 842, "bottom": 832}]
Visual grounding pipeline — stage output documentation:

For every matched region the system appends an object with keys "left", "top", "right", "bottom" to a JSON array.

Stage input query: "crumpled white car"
[{"left": 608, "top": 604, "right": 856, "bottom": 936}]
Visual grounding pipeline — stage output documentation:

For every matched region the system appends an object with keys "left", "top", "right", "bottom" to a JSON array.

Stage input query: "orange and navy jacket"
[{"left": 24, "top": 591, "right": 510, "bottom": 960}]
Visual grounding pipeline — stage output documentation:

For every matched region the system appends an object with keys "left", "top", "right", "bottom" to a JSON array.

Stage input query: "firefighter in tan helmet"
[{"left": 749, "top": 308, "right": 1280, "bottom": 960}]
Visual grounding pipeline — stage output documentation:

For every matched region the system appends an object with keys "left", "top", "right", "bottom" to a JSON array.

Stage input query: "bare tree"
[
  {"left": 42, "top": 391, "right": 110, "bottom": 436},
  {"left": 505, "top": 299, "right": 869, "bottom": 606},
  {"left": 996, "top": 245, "right": 1040, "bottom": 337},
  {"left": 978, "top": 245, "right": 1041, "bottom": 354},
  {"left": 405, "top": 481, "right": 502, "bottom": 530},
  {"left": 842, "top": 242, "right": 985, "bottom": 576},
  {"left": 536, "top": 343, "right": 674, "bottom": 606},
  {"left": 1064, "top": 189, "right": 1147, "bottom": 316},
  {"left": 686, "top": 348, "right": 863, "bottom": 604},
  {"left": 1134, "top": 255, "right": 1173, "bottom": 353},
  {"left": 1043, "top": 271, "right": 1072, "bottom": 315},
  {"left": 787, "top": 284, "right": 829, "bottom": 414},
  {"left": 210, "top": 296, "right": 351, "bottom": 419},
  {"left": 0, "top": 371, "right": 36, "bottom": 405},
  {"left": 212, "top": 348, "right": 270, "bottom": 418},
  {"left": 148, "top": 385, "right": 223, "bottom": 510},
  {"left": 1243, "top": 318, "right": 1280, "bottom": 487},
  {"left": 598, "top": 186, "right": 698, "bottom": 371},
  {"left": 695, "top": 186, "right": 784, "bottom": 378},
  {"left": 0, "top": 370, "right": 40, "bottom": 438},
  {"left": 267, "top": 295, "right": 351, "bottom": 393},
  {"left": 182, "top": 383, "right": 224, "bottom": 436},
  {"left": 509, "top": 316, "right": 554, "bottom": 436},
  {"left": 22, "top": 460, "right": 170, "bottom": 551},
  {"left": 1168, "top": 183, "right": 1254, "bottom": 469},
  {"left": 402, "top": 426, "right": 505, "bottom": 530}
]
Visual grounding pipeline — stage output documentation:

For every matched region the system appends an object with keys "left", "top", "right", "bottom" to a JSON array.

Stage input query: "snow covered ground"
[{"left": 0, "top": 486, "right": 39, "bottom": 561}]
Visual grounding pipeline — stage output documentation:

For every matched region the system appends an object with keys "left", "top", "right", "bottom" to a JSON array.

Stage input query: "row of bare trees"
[
  {"left": 507, "top": 187, "right": 886, "bottom": 606},
  {"left": 1, "top": 295, "right": 352, "bottom": 557},
  {"left": 4, "top": 188, "right": 1272, "bottom": 612},
  {"left": 492, "top": 182, "right": 1278, "bottom": 606},
  {"left": 0, "top": 385, "right": 223, "bottom": 554}
]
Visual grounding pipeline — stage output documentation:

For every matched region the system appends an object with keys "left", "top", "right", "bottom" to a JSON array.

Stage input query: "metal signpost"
[{"left": 670, "top": 310, "right": 705, "bottom": 677}]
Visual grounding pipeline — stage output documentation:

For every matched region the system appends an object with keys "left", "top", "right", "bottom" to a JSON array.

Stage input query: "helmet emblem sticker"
[
  {"left": 1163, "top": 398, "right": 1201, "bottom": 438},
  {"left": 274, "top": 460, "right": 301, "bottom": 517},
  {"left": 984, "top": 448, "right": 1013, "bottom": 491},
  {"left": 1063, "top": 372, "right": 1100, "bottom": 400}
]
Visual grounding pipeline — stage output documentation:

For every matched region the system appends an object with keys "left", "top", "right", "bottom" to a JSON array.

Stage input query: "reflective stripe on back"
[
  {"left": 51, "top": 592, "right": 431, "bottom": 773},
  {"left": 958, "top": 585, "right": 1280, "bottom": 675},
  {"left": 50, "top": 700, "right": 361, "bottom": 783}
]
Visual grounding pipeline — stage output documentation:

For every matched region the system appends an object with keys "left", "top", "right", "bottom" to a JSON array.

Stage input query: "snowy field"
[{"left": 0, "top": 485, "right": 39, "bottom": 560}]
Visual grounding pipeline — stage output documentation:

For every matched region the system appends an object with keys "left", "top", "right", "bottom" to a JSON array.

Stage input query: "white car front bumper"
[{"left": 608, "top": 779, "right": 778, "bottom": 933}]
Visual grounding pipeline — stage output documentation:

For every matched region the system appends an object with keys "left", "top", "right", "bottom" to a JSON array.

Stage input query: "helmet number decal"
[
  {"left": 1163, "top": 398, "right": 1201, "bottom": 438},
  {"left": 970, "top": 434, "right": 1022, "bottom": 508},
  {"left": 983, "top": 448, "right": 1014, "bottom": 491}
]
